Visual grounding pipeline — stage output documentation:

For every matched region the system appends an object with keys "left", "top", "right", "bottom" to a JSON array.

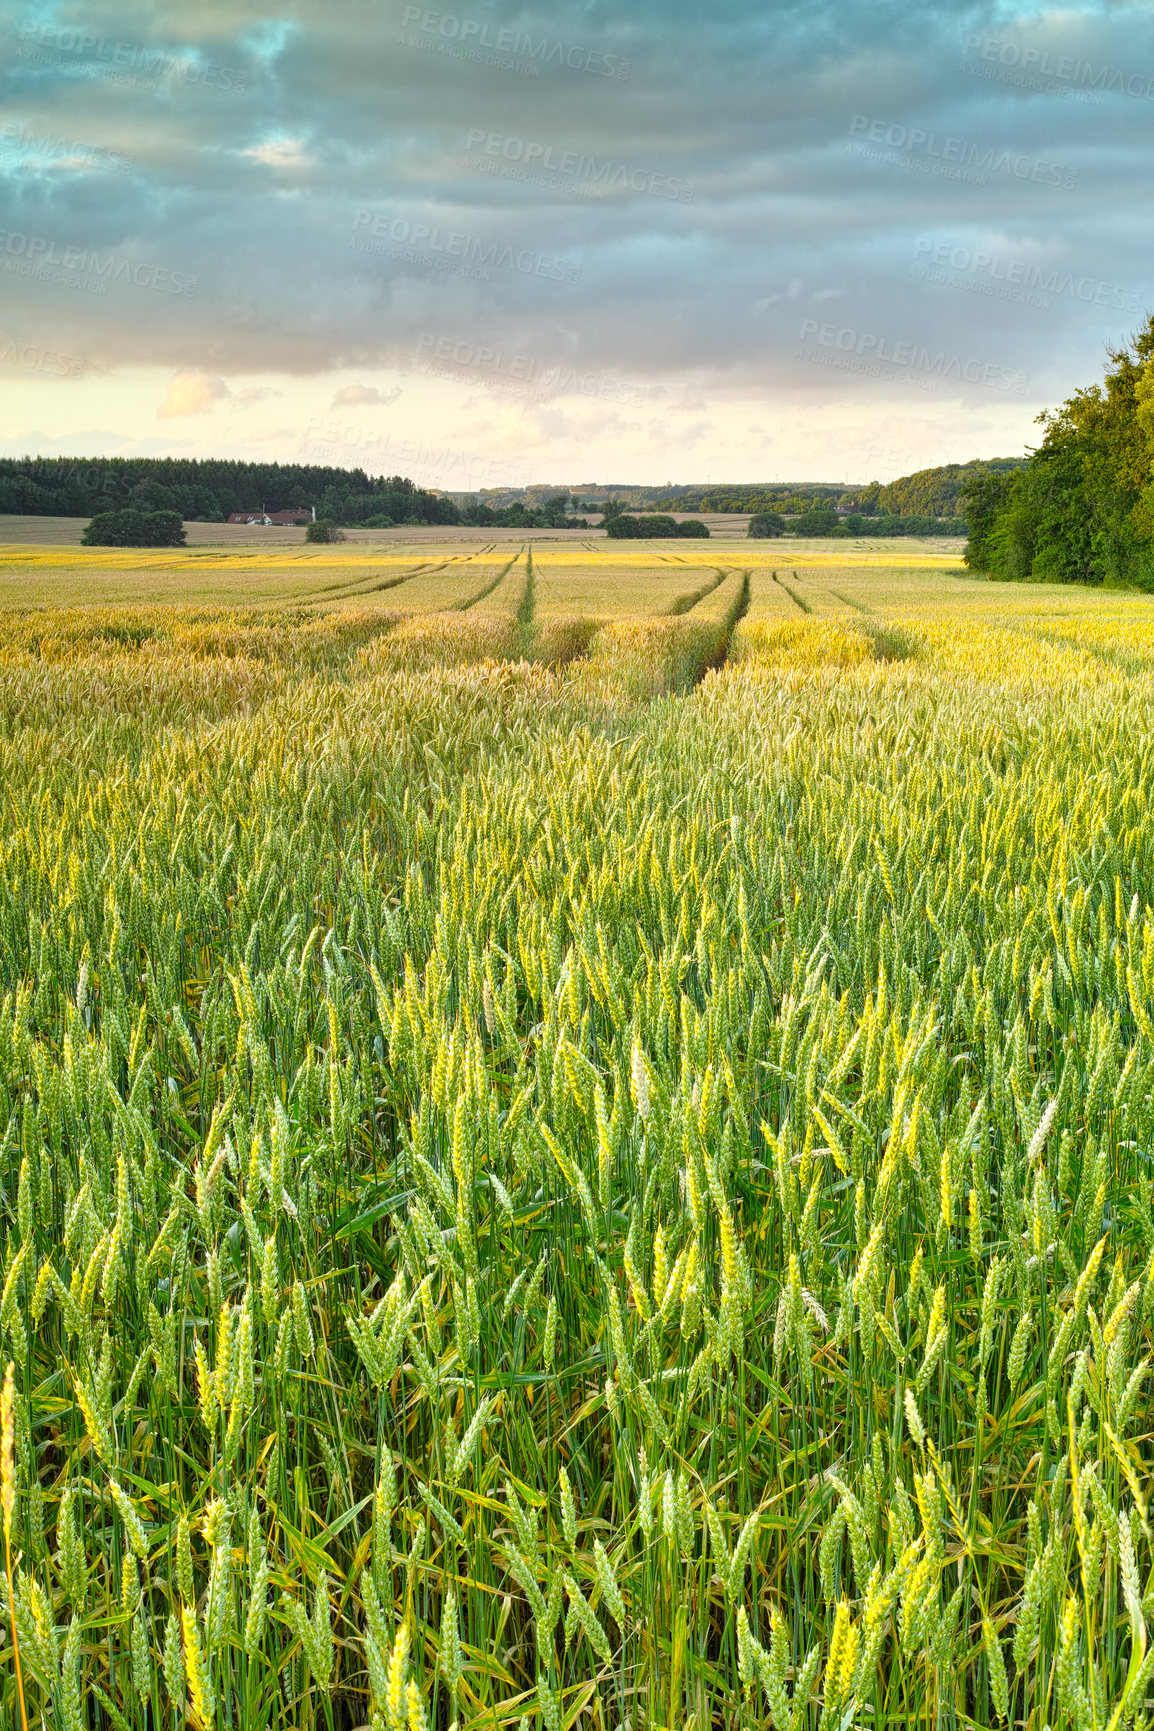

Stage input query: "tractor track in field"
[
  {"left": 773, "top": 569, "right": 812, "bottom": 614},
  {"left": 689, "top": 571, "right": 752, "bottom": 688},
  {"left": 666, "top": 568, "right": 729, "bottom": 616},
  {"left": 830, "top": 588, "right": 870, "bottom": 613},
  {"left": 303, "top": 559, "right": 447, "bottom": 601},
  {"left": 302, "top": 546, "right": 496, "bottom": 604},
  {"left": 515, "top": 546, "right": 536, "bottom": 647},
  {"left": 455, "top": 547, "right": 524, "bottom": 612}
]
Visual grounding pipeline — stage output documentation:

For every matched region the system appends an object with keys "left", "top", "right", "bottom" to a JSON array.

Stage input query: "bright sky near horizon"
[{"left": 1, "top": 0, "right": 1151, "bottom": 488}]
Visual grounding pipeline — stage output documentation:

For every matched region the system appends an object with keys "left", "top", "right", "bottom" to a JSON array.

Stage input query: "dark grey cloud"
[{"left": 1, "top": 0, "right": 1151, "bottom": 461}]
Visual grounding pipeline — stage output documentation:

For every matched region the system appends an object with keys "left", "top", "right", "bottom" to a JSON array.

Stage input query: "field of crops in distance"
[
  {"left": 0, "top": 525, "right": 969, "bottom": 617},
  {"left": 3, "top": 531, "right": 1154, "bottom": 1731}
]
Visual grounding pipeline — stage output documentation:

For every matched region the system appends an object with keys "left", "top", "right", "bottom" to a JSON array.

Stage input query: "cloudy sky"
[{"left": 1, "top": 0, "right": 1151, "bottom": 486}]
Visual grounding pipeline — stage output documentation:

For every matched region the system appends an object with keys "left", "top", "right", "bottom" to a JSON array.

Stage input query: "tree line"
[
  {"left": 749, "top": 508, "right": 960, "bottom": 539},
  {"left": 606, "top": 513, "right": 709, "bottom": 538},
  {"left": 0, "top": 457, "right": 461, "bottom": 525},
  {"left": 647, "top": 461, "right": 1023, "bottom": 521},
  {"left": 964, "top": 315, "right": 1154, "bottom": 587},
  {"left": 0, "top": 458, "right": 603, "bottom": 531}
]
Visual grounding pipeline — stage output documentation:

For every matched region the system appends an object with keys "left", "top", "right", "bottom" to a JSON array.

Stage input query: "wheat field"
[{"left": 1, "top": 532, "right": 1153, "bottom": 1731}]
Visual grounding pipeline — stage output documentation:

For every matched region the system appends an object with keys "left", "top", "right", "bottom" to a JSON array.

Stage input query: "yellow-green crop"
[{"left": 1, "top": 543, "right": 1153, "bottom": 1730}]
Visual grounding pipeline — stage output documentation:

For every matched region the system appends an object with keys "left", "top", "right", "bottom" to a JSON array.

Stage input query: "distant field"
[
  {"left": 0, "top": 522, "right": 967, "bottom": 613},
  {"left": 0, "top": 510, "right": 967, "bottom": 548},
  {"left": 0, "top": 514, "right": 600, "bottom": 547}
]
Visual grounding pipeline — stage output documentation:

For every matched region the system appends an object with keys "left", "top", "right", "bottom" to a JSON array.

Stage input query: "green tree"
[
  {"left": 792, "top": 505, "right": 839, "bottom": 536},
  {"left": 971, "top": 316, "right": 1154, "bottom": 585},
  {"left": 128, "top": 479, "right": 178, "bottom": 511},
  {"left": 960, "top": 470, "right": 1018, "bottom": 572},
  {"left": 82, "top": 509, "right": 186, "bottom": 547},
  {"left": 605, "top": 514, "right": 683, "bottom": 539}
]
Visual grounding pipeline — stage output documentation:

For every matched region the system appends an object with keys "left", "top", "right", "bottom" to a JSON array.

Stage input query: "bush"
[
  {"left": 792, "top": 506, "right": 840, "bottom": 536},
  {"left": 748, "top": 512, "right": 785, "bottom": 538},
  {"left": 361, "top": 514, "right": 396, "bottom": 529},
  {"left": 676, "top": 519, "right": 710, "bottom": 538},
  {"left": 787, "top": 510, "right": 958, "bottom": 541},
  {"left": 306, "top": 518, "right": 347, "bottom": 543},
  {"left": 82, "top": 509, "right": 186, "bottom": 547},
  {"left": 609, "top": 512, "right": 664, "bottom": 533},
  {"left": 606, "top": 514, "right": 680, "bottom": 539}
]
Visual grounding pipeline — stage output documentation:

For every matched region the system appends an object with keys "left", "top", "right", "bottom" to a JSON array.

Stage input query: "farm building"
[{"left": 227, "top": 508, "right": 316, "bottom": 525}]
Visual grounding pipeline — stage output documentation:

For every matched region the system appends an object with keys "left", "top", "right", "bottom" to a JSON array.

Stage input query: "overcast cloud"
[{"left": 1, "top": 0, "right": 1150, "bottom": 482}]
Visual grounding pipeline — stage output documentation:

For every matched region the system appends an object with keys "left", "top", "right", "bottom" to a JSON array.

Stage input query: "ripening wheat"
[{"left": 1, "top": 565, "right": 1154, "bottom": 1731}]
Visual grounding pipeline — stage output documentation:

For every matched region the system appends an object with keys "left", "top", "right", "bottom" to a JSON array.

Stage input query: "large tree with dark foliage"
[
  {"left": 965, "top": 317, "right": 1154, "bottom": 586},
  {"left": 81, "top": 509, "right": 186, "bottom": 547},
  {"left": 606, "top": 514, "right": 711, "bottom": 539}
]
